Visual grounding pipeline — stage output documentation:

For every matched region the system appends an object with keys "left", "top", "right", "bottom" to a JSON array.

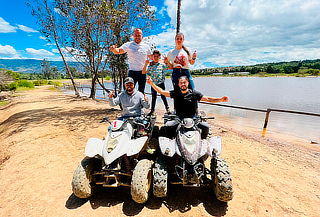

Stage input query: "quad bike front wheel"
[
  {"left": 153, "top": 157, "right": 168, "bottom": 198},
  {"left": 131, "top": 159, "right": 153, "bottom": 203},
  {"left": 71, "top": 158, "right": 96, "bottom": 198},
  {"left": 211, "top": 157, "right": 233, "bottom": 202}
]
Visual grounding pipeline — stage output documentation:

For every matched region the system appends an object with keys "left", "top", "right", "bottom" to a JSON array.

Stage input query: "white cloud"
[
  {"left": 151, "top": 0, "right": 320, "bottom": 68},
  {"left": 0, "top": 44, "right": 17, "bottom": 55},
  {"left": 17, "top": 24, "right": 38, "bottom": 33},
  {"left": 26, "top": 48, "right": 55, "bottom": 57},
  {"left": 0, "top": 17, "right": 16, "bottom": 33},
  {"left": 39, "top": 36, "right": 47, "bottom": 40},
  {"left": 51, "top": 48, "right": 59, "bottom": 53},
  {"left": 199, "top": 0, "right": 208, "bottom": 8},
  {"left": 0, "top": 44, "right": 21, "bottom": 58}
]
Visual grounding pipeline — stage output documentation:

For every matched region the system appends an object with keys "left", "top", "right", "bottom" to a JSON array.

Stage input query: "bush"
[
  {"left": 33, "top": 80, "right": 41, "bottom": 86},
  {"left": 308, "top": 69, "right": 320, "bottom": 76},
  {"left": 8, "top": 82, "right": 18, "bottom": 91},
  {"left": 51, "top": 81, "right": 62, "bottom": 87},
  {"left": 33, "top": 80, "right": 48, "bottom": 86},
  {"left": 17, "top": 80, "right": 34, "bottom": 88}
]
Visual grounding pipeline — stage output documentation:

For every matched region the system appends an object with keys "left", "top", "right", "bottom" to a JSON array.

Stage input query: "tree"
[
  {"left": 41, "top": 59, "right": 51, "bottom": 79},
  {"left": 36, "top": 0, "right": 156, "bottom": 99},
  {"left": 250, "top": 67, "right": 259, "bottom": 74},
  {"left": 28, "top": 0, "right": 80, "bottom": 96},
  {"left": 284, "top": 65, "right": 294, "bottom": 74},
  {"left": 0, "top": 69, "right": 15, "bottom": 84},
  {"left": 266, "top": 65, "right": 274, "bottom": 74}
]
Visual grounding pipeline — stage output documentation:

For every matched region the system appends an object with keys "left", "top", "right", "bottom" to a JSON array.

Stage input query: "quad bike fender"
[
  {"left": 207, "top": 136, "right": 222, "bottom": 156},
  {"left": 127, "top": 136, "right": 149, "bottom": 156},
  {"left": 158, "top": 136, "right": 176, "bottom": 157},
  {"left": 102, "top": 132, "right": 131, "bottom": 165},
  {"left": 84, "top": 138, "right": 104, "bottom": 158},
  {"left": 200, "top": 139, "right": 209, "bottom": 158}
]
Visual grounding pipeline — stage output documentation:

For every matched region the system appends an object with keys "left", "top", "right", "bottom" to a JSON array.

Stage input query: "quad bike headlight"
[{"left": 182, "top": 118, "right": 194, "bottom": 129}]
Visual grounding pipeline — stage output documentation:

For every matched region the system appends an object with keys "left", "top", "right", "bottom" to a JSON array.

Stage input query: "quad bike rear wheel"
[
  {"left": 153, "top": 157, "right": 168, "bottom": 198},
  {"left": 211, "top": 157, "right": 233, "bottom": 202},
  {"left": 131, "top": 159, "right": 153, "bottom": 203},
  {"left": 71, "top": 158, "right": 96, "bottom": 198}
]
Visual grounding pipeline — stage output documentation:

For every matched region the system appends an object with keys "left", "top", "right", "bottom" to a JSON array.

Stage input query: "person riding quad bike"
[
  {"left": 71, "top": 77, "right": 158, "bottom": 203},
  {"left": 147, "top": 76, "right": 233, "bottom": 202}
]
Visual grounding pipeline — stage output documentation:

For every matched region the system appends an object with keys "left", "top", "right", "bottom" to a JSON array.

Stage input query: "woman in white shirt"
[{"left": 165, "top": 32, "right": 196, "bottom": 90}]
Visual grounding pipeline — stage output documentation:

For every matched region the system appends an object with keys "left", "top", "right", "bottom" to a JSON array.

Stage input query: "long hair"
[{"left": 176, "top": 32, "right": 190, "bottom": 56}]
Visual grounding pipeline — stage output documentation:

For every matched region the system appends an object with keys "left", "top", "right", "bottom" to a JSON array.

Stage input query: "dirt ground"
[{"left": 0, "top": 86, "right": 319, "bottom": 217}]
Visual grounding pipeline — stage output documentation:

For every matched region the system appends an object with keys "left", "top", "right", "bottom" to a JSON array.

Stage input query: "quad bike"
[
  {"left": 71, "top": 115, "right": 158, "bottom": 203},
  {"left": 153, "top": 114, "right": 233, "bottom": 202}
]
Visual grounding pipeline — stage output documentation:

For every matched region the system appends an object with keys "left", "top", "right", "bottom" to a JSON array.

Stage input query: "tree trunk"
[
  {"left": 58, "top": 47, "right": 80, "bottom": 97},
  {"left": 89, "top": 72, "right": 98, "bottom": 99},
  {"left": 45, "top": 1, "right": 80, "bottom": 97},
  {"left": 176, "top": 0, "right": 181, "bottom": 34}
]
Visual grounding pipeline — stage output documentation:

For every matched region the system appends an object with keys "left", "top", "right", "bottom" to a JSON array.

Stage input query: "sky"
[{"left": 0, "top": 0, "right": 320, "bottom": 69}]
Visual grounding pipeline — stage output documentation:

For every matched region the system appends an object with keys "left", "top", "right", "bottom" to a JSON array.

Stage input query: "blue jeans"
[
  {"left": 128, "top": 70, "right": 146, "bottom": 93},
  {"left": 171, "top": 68, "right": 195, "bottom": 90}
]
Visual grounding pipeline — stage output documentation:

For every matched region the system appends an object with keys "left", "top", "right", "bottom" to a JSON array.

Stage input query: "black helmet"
[{"left": 124, "top": 77, "right": 134, "bottom": 84}]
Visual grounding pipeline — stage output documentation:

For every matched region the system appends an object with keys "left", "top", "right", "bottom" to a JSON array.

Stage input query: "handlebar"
[
  {"left": 101, "top": 115, "right": 152, "bottom": 128},
  {"left": 163, "top": 114, "right": 215, "bottom": 122},
  {"left": 100, "top": 117, "right": 111, "bottom": 124}
]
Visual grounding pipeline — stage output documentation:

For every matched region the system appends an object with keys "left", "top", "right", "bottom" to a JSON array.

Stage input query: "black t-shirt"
[{"left": 169, "top": 89, "right": 203, "bottom": 118}]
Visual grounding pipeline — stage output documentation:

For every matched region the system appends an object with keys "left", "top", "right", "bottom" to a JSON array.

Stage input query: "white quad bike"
[
  {"left": 71, "top": 115, "right": 158, "bottom": 203},
  {"left": 153, "top": 114, "right": 233, "bottom": 202}
]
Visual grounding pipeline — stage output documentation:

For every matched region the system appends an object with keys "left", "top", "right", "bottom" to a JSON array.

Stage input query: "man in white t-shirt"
[{"left": 109, "top": 28, "right": 152, "bottom": 93}]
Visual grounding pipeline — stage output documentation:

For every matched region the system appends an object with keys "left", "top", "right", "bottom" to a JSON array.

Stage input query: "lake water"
[{"left": 80, "top": 77, "right": 320, "bottom": 142}]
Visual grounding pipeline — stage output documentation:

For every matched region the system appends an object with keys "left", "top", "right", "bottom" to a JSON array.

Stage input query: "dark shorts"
[{"left": 128, "top": 70, "right": 146, "bottom": 93}]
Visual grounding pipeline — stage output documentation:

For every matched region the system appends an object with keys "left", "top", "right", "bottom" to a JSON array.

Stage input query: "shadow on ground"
[
  {"left": 65, "top": 185, "right": 228, "bottom": 216},
  {"left": 0, "top": 107, "right": 119, "bottom": 137}
]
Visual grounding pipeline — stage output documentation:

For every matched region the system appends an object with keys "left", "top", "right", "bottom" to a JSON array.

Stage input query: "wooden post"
[{"left": 262, "top": 109, "right": 271, "bottom": 137}]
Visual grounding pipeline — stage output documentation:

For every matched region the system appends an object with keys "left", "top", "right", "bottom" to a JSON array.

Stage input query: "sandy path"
[{"left": 0, "top": 86, "right": 319, "bottom": 217}]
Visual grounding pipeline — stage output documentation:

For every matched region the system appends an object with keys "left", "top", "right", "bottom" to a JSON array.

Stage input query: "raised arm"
[
  {"left": 200, "top": 96, "right": 229, "bottom": 103},
  {"left": 108, "top": 91, "right": 120, "bottom": 106},
  {"left": 163, "top": 55, "right": 173, "bottom": 69},
  {"left": 189, "top": 50, "right": 197, "bottom": 65},
  {"left": 109, "top": 45, "right": 126, "bottom": 54},
  {"left": 146, "top": 77, "right": 170, "bottom": 97},
  {"left": 142, "top": 59, "right": 149, "bottom": 74}
]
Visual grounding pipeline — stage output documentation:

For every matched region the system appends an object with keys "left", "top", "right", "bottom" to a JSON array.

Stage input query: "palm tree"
[{"left": 176, "top": 0, "right": 181, "bottom": 34}]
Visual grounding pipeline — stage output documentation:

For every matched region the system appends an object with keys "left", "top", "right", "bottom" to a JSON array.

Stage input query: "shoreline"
[
  {"left": 61, "top": 74, "right": 320, "bottom": 85},
  {"left": 59, "top": 84, "right": 320, "bottom": 146}
]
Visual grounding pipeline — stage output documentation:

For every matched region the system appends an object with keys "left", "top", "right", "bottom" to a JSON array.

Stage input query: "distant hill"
[{"left": 0, "top": 59, "right": 83, "bottom": 74}]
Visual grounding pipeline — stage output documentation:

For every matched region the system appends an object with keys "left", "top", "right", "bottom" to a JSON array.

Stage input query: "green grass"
[{"left": 0, "top": 100, "right": 9, "bottom": 107}]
